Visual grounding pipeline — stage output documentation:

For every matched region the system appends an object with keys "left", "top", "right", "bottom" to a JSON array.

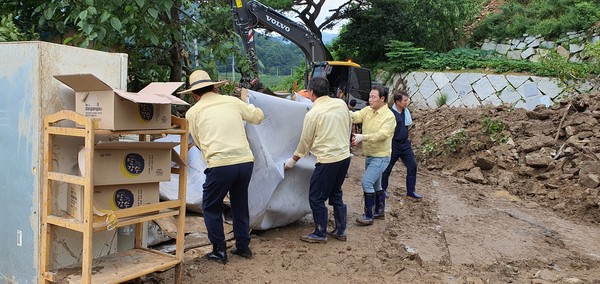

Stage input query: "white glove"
[
  {"left": 353, "top": 134, "right": 364, "bottom": 144},
  {"left": 284, "top": 158, "right": 297, "bottom": 170}
]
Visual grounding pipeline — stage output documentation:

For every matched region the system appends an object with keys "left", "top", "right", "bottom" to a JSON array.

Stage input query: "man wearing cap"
[
  {"left": 284, "top": 76, "right": 352, "bottom": 243},
  {"left": 182, "top": 70, "right": 264, "bottom": 264}
]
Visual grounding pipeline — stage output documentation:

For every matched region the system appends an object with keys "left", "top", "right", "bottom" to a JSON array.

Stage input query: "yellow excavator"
[{"left": 230, "top": 0, "right": 372, "bottom": 109}]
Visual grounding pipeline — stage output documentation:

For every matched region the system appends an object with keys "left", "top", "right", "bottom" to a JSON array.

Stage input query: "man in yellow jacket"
[
  {"left": 182, "top": 70, "right": 264, "bottom": 264},
  {"left": 351, "top": 86, "right": 396, "bottom": 225},
  {"left": 285, "top": 77, "right": 352, "bottom": 243}
]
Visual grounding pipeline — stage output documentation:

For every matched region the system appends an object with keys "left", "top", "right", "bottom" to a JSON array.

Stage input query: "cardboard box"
[
  {"left": 54, "top": 74, "right": 187, "bottom": 130},
  {"left": 68, "top": 183, "right": 160, "bottom": 221},
  {"left": 78, "top": 141, "right": 183, "bottom": 186}
]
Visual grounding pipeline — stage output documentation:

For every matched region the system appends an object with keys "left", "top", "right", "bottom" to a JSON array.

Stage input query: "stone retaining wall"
[
  {"left": 480, "top": 31, "right": 599, "bottom": 63},
  {"left": 390, "top": 71, "right": 596, "bottom": 110}
]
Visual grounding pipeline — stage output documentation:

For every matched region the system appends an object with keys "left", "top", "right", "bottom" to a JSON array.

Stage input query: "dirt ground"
[{"left": 148, "top": 92, "right": 600, "bottom": 283}]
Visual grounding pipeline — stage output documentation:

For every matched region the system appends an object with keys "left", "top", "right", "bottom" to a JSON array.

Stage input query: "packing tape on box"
[{"left": 93, "top": 205, "right": 118, "bottom": 230}]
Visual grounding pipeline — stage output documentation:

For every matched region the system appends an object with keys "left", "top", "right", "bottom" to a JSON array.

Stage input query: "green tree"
[
  {"left": 32, "top": 0, "right": 239, "bottom": 90},
  {"left": 384, "top": 40, "right": 426, "bottom": 72},
  {"left": 332, "top": 0, "right": 482, "bottom": 67},
  {"left": 0, "top": 0, "right": 46, "bottom": 39},
  {"left": 254, "top": 34, "right": 304, "bottom": 75},
  {"left": 0, "top": 13, "right": 28, "bottom": 41}
]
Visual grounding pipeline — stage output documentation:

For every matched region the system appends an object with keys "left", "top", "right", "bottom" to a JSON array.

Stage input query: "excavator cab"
[{"left": 311, "top": 61, "right": 372, "bottom": 110}]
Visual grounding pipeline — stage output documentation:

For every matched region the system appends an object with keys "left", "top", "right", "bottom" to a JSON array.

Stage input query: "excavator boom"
[
  {"left": 231, "top": 0, "right": 330, "bottom": 88},
  {"left": 230, "top": 0, "right": 372, "bottom": 109}
]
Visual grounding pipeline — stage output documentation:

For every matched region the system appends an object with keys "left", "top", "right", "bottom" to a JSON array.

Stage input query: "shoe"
[
  {"left": 206, "top": 245, "right": 228, "bottom": 264},
  {"left": 230, "top": 247, "right": 253, "bottom": 259},
  {"left": 300, "top": 233, "right": 327, "bottom": 243}
]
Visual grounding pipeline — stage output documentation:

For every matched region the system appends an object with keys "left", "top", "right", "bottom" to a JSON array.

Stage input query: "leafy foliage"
[
  {"left": 471, "top": 0, "right": 600, "bottom": 43},
  {"left": 443, "top": 128, "right": 469, "bottom": 154},
  {"left": 275, "top": 61, "right": 307, "bottom": 92},
  {"left": 332, "top": 0, "right": 484, "bottom": 67},
  {"left": 383, "top": 46, "right": 600, "bottom": 81},
  {"left": 482, "top": 117, "right": 510, "bottom": 144},
  {"left": 383, "top": 41, "right": 426, "bottom": 73},
  {"left": 436, "top": 93, "right": 448, "bottom": 108},
  {"left": 3, "top": 0, "right": 327, "bottom": 93},
  {"left": 24, "top": 0, "right": 239, "bottom": 90},
  {"left": 417, "top": 134, "right": 438, "bottom": 163},
  {"left": 253, "top": 34, "right": 304, "bottom": 76},
  {"left": 0, "top": 13, "right": 27, "bottom": 41}
]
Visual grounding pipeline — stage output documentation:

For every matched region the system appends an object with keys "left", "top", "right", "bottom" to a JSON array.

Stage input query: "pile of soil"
[{"left": 409, "top": 92, "right": 600, "bottom": 224}]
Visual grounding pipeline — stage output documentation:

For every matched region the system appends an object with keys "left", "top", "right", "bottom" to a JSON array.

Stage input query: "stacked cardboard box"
[
  {"left": 54, "top": 74, "right": 187, "bottom": 221},
  {"left": 55, "top": 74, "right": 188, "bottom": 130}
]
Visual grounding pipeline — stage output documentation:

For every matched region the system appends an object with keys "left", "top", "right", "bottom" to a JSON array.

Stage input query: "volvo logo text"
[{"left": 265, "top": 15, "right": 291, "bottom": 32}]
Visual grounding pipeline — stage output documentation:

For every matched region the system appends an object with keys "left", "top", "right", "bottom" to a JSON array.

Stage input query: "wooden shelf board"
[
  {"left": 95, "top": 128, "right": 186, "bottom": 136},
  {"left": 46, "top": 126, "right": 87, "bottom": 137},
  {"left": 47, "top": 248, "right": 180, "bottom": 284},
  {"left": 47, "top": 172, "right": 85, "bottom": 185},
  {"left": 46, "top": 215, "right": 85, "bottom": 232},
  {"left": 47, "top": 210, "right": 181, "bottom": 232},
  {"left": 93, "top": 210, "right": 180, "bottom": 232}
]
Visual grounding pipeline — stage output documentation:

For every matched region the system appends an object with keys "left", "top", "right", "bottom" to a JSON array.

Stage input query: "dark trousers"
[
  {"left": 309, "top": 157, "right": 351, "bottom": 219},
  {"left": 382, "top": 140, "right": 417, "bottom": 191},
  {"left": 202, "top": 162, "right": 254, "bottom": 250}
]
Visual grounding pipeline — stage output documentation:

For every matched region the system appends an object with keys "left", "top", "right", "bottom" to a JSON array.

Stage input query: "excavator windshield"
[{"left": 310, "top": 61, "right": 371, "bottom": 109}]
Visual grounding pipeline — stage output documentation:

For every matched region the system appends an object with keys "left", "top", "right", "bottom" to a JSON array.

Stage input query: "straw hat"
[{"left": 178, "top": 70, "right": 227, "bottom": 95}]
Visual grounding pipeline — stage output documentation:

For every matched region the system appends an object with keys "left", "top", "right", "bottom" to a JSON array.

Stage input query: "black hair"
[
  {"left": 191, "top": 85, "right": 214, "bottom": 96},
  {"left": 372, "top": 85, "right": 388, "bottom": 102},
  {"left": 393, "top": 90, "right": 409, "bottom": 102},
  {"left": 308, "top": 77, "right": 329, "bottom": 97},
  {"left": 349, "top": 99, "right": 357, "bottom": 107}
]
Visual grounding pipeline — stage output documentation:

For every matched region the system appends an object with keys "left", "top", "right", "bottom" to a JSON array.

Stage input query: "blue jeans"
[{"left": 362, "top": 156, "right": 390, "bottom": 193}]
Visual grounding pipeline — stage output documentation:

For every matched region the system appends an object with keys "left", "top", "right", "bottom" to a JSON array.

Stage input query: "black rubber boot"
[
  {"left": 356, "top": 193, "right": 375, "bottom": 226},
  {"left": 231, "top": 247, "right": 253, "bottom": 259},
  {"left": 206, "top": 244, "right": 228, "bottom": 264},
  {"left": 406, "top": 176, "right": 422, "bottom": 199},
  {"left": 301, "top": 209, "right": 328, "bottom": 243},
  {"left": 327, "top": 204, "right": 347, "bottom": 241},
  {"left": 374, "top": 190, "right": 386, "bottom": 219}
]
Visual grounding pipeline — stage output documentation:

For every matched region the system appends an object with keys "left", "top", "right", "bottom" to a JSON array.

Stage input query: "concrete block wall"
[{"left": 391, "top": 71, "right": 597, "bottom": 110}]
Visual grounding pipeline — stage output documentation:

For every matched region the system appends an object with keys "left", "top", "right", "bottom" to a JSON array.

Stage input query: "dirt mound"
[{"left": 410, "top": 92, "right": 600, "bottom": 224}]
